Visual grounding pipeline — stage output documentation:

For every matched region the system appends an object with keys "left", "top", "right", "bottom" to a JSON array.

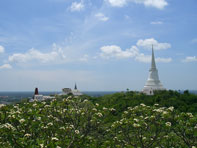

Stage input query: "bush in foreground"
[{"left": 0, "top": 96, "right": 197, "bottom": 148}]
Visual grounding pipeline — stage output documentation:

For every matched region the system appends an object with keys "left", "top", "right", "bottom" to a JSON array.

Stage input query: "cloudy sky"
[{"left": 0, "top": 0, "right": 197, "bottom": 91}]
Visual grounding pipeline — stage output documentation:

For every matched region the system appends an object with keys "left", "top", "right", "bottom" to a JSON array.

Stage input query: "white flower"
[
  {"left": 83, "top": 99, "right": 88, "bottom": 102},
  {"left": 60, "top": 127, "right": 65, "bottom": 130},
  {"left": 162, "top": 111, "right": 168, "bottom": 115},
  {"left": 109, "top": 108, "right": 116, "bottom": 111},
  {"left": 142, "top": 137, "right": 146, "bottom": 140},
  {"left": 1, "top": 123, "right": 16, "bottom": 130},
  {"left": 133, "top": 123, "right": 140, "bottom": 128},
  {"left": 124, "top": 111, "right": 128, "bottom": 114},
  {"left": 70, "top": 125, "right": 74, "bottom": 129},
  {"left": 47, "top": 122, "right": 53, "bottom": 126},
  {"left": 140, "top": 103, "right": 146, "bottom": 107},
  {"left": 19, "top": 119, "right": 25, "bottom": 123},
  {"left": 144, "top": 116, "right": 149, "bottom": 120},
  {"left": 75, "top": 130, "right": 80, "bottom": 134},
  {"left": 128, "top": 107, "right": 132, "bottom": 110},
  {"left": 96, "top": 112, "right": 103, "bottom": 117},
  {"left": 186, "top": 113, "right": 193, "bottom": 118},
  {"left": 192, "top": 146, "right": 196, "bottom": 148},
  {"left": 43, "top": 126, "right": 48, "bottom": 129},
  {"left": 103, "top": 107, "right": 108, "bottom": 111},
  {"left": 168, "top": 106, "right": 174, "bottom": 111},
  {"left": 165, "top": 122, "right": 171, "bottom": 127},
  {"left": 92, "top": 108, "right": 97, "bottom": 112},
  {"left": 153, "top": 109, "right": 163, "bottom": 113},
  {"left": 67, "top": 96, "right": 72, "bottom": 99},
  {"left": 0, "top": 104, "right": 6, "bottom": 108},
  {"left": 134, "top": 118, "right": 139, "bottom": 122},
  {"left": 52, "top": 137, "right": 59, "bottom": 141},
  {"left": 154, "top": 104, "right": 159, "bottom": 106},
  {"left": 33, "top": 103, "right": 37, "bottom": 107},
  {"left": 96, "top": 103, "right": 99, "bottom": 106},
  {"left": 113, "top": 137, "right": 118, "bottom": 140},
  {"left": 24, "top": 133, "right": 31, "bottom": 137},
  {"left": 164, "top": 135, "right": 169, "bottom": 138},
  {"left": 40, "top": 144, "right": 44, "bottom": 148}
]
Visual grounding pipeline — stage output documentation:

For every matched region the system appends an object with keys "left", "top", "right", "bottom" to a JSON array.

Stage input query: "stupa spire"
[
  {"left": 151, "top": 45, "right": 156, "bottom": 69},
  {"left": 74, "top": 83, "right": 77, "bottom": 90}
]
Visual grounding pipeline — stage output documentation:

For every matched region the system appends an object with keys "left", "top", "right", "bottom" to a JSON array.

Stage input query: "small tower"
[
  {"left": 72, "top": 83, "right": 82, "bottom": 96},
  {"left": 143, "top": 45, "right": 165, "bottom": 95},
  {"left": 74, "top": 83, "right": 77, "bottom": 90},
  {"left": 34, "top": 88, "right": 39, "bottom": 95}
]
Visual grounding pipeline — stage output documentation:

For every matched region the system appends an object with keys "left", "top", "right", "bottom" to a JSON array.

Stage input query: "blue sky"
[{"left": 0, "top": 0, "right": 197, "bottom": 91}]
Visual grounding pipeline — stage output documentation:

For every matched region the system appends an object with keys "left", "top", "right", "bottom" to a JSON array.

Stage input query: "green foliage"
[
  {"left": 93, "top": 90, "right": 197, "bottom": 117},
  {"left": 109, "top": 104, "right": 197, "bottom": 147},
  {"left": 0, "top": 97, "right": 110, "bottom": 147},
  {"left": 0, "top": 90, "right": 197, "bottom": 147}
]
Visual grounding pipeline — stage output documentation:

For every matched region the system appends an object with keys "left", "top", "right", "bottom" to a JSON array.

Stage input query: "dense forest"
[{"left": 0, "top": 90, "right": 197, "bottom": 147}]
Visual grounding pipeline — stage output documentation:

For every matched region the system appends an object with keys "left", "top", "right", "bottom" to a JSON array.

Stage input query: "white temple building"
[
  {"left": 30, "top": 88, "right": 55, "bottom": 102},
  {"left": 143, "top": 46, "right": 165, "bottom": 95},
  {"left": 59, "top": 83, "right": 82, "bottom": 96}
]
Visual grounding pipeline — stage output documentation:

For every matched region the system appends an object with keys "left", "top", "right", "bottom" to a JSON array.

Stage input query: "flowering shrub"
[
  {"left": 0, "top": 96, "right": 197, "bottom": 148},
  {"left": 109, "top": 104, "right": 197, "bottom": 148},
  {"left": 0, "top": 97, "right": 110, "bottom": 147}
]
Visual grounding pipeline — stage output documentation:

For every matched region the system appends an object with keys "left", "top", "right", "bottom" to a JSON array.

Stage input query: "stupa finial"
[
  {"left": 151, "top": 44, "right": 156, "bottom": 69},
  {"left": 74, "top": 83, "right": 77, "bottom": 90}
]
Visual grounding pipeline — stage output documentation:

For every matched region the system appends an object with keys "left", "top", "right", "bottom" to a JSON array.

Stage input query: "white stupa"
[{"left": 143, "top": 46, "right": 165, "bottom": 95}]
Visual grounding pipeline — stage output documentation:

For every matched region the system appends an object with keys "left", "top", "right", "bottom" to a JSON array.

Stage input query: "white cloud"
[
  {"left": 100, "top": 45, "right": 121, "bottom": 55},
  {"left": 107, "top": 0, "right": 127, "bottom": 7},
  {"left": 0, "top": 64, "right": 12, "bottom": 69},
  {"left": 100, "top": 44, "right": 171, "bottom": 63},
  {"left": 100, "top": 45, "right": 138, "bottom": 59},
  {"left": 0, "top": 45, "right": 5, "bottom": 53},
  {"left": 8, "top": 49, "right": 57, "bottom": 63},
  {"left": 95, "top": 13, "right": 109, "bottom": 21},
  {"left": 150, "top": 21, "right": 163, "bottom": 25},
  {"left": 183, "top": 56, "right": 197, "bottom": 62},
  {"left": 141, "top": 0, "right": 168, "bottom": 9},
  {"left": 8, "top": 44, "right": 66, "bottom": 64},
  {"left": 137, "top": 38, "right": 171, "bottom": 50},
  {"left": 106, "top": 0, "right": 168, "bottom": 9},
  {"left": 70, "top": 1, "right": 84, "bottom": 12},
  {"left": 135, "top": 53, "right": 151, "bottom": 63}
]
